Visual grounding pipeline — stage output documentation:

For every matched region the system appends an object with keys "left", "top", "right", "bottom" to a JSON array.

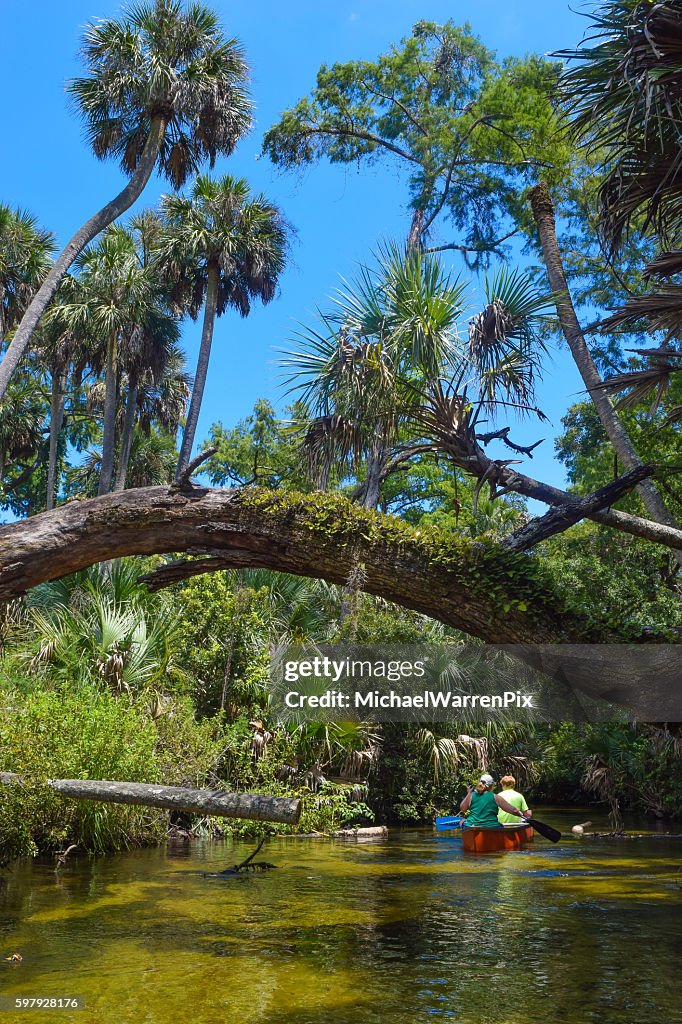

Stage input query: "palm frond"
[
  {"left": 67, "top": 0, "right": 252, "bottom": 188},
  {"left": 560, "top": 1, "right": 682, "bottom": 250}
]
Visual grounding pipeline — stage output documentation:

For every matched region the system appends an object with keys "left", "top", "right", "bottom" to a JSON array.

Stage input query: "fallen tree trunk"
[
  {"left": 0, "top": 484, "right": 609, "bottom": 644},
  {"left": 0, "top": 776, "right": 301, "bottom": 826},
  {"left": 1, "top": 486, "right": 681, "bottom": 712}
]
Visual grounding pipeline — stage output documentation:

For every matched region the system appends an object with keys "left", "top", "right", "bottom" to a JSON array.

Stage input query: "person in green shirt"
[
  {"left": 459, "top": 774, "right": 532, "bottom": 828},
  {"left": 497, "top": 774, "right": 531, "bottom": 825}
]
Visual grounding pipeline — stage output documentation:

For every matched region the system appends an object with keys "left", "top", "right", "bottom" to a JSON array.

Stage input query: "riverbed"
[{"left": 0, "top": 809, "right": 679, "bottom": 1024}]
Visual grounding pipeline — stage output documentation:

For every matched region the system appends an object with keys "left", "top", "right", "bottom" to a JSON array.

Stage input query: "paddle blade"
[
  {"left": 435, "top": 816, "right": 463, "bottom": 831},
  {"left": 527, "top": 817, "right": 561, "bottom": 843}
]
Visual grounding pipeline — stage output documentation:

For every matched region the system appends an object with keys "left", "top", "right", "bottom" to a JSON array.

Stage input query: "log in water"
[{"left": 0, "top": 775, "right": 301, "bottom": 825}]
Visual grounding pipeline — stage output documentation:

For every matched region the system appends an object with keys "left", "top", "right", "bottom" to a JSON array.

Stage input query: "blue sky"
[{"left": 2, "top": 1, "right": 595, "bottom": 491}]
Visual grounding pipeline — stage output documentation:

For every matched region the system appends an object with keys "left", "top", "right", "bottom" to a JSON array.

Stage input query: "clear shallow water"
[{"left": 0, "top": 810, "right": 680, "bottom": 1024}]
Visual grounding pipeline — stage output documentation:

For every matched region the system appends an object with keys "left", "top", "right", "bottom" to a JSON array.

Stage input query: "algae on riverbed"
[{"left": 1, "top": 815, "right": 679, "bottom": 1024}]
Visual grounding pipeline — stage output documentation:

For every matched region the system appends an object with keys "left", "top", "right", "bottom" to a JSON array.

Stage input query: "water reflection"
[{"left": 0, "top": 816, "right": 679, "bottom": 1024}]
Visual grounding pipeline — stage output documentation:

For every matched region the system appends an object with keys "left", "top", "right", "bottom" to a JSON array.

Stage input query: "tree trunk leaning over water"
[
  {"left": 0, "top": 117, "right": 166, "bottom": 404},
  {"left": 0, "top": 484, "right": 643, "bottom": 643},
  {"left": 0, "top": 776, "right": 301, "bottom": 825},
  {"left": 176, "top": 261, "right": 220, "bottom": 480},
  {"left": 1, "top": 486, "right": 682, "bottom": 710},
  {"left": 529, "top": 182, "right": 682, "bottom": 567}
]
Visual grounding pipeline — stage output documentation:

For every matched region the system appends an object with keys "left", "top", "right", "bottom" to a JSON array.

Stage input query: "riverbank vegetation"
[{"left": 3, "top": 1, "right": 682, "bottom": 859}]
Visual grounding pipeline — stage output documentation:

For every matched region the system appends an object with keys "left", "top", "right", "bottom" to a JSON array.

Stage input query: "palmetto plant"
[
  {"left": 283, "top": 247, "right": 552, "bottom": 510},
  {"left": 157, "top": 173, "right": 288, "bottom": 477},
  {"left": 283, "top": 718, "right": 382, "bottom": 785},
  {"left": 0, "top": 0, "right": 251, "bottom": 404},
  {"left": 26, "top": 563, "right": 178, "bottom": 694},
  {"left": 414, "top": 728, "right": 462, "bottom": 781}
]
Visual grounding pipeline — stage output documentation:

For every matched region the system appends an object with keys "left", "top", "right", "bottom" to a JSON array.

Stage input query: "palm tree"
[
  {"left": 559, "top": 0, "right": 682, "bottom": 255},
  {"left": 39, "top": 314, "right": 78, "bottom": 511},
  {"left": 559, "top": 1, "right": 682, "bottom": 373},
  {"left": 114, "top": 317, "right": 181, "bottom": 493},
  {"left": 116, "top": 343, "right": 191, "bottom": 491},
  {"left": 548, "top": 3, "right": 682, "bottom": 553},
  {"left": 282, "top": 248, "right": 550, "bottom": 511},
  {"left": 0, "top": 205, "right": 55, "bottom": 344},
  {"left": 112, "top": 210, "right": 186, "bottom": 492},
  {"left": 157, "top": 174, "right": 287, "bottom": 478},
  {"left": 283, "top": 246, "right": 466, "bottom": 508},
  {"left": 0, "top": 370, "right": 48, "bottom": 509},
  {"left": 0, "top": 0, "right": 251, "bottom": 404},
  {"left": 54, "top": 225, "right": 179, "bottom": 495}
]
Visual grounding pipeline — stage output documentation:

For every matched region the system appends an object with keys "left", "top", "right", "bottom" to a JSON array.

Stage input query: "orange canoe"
[{"left": 462, "top": 824, "right": 534, "bottom": 853}]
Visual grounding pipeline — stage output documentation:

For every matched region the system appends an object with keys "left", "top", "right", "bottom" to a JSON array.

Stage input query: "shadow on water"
[{"left": 0, "top": 811, "right": 680, "bottom": 1024}]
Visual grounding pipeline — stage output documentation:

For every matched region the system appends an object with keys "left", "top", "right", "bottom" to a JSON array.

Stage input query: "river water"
[{"left": 0, "top": 810, "right": 680, "bottom": 1024}]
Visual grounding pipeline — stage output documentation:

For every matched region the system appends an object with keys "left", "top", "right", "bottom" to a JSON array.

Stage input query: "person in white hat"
[{"left": 459, "top": 773, "right": 533, "bottom": 828}]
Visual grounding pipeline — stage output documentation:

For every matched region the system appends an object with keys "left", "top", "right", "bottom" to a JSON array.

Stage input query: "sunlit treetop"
[
  {"left": 67, "top": 0, "right": 253, "bottom": 189},
  {"left": 264, "top": 20, "right": 572, "bottom": 262}
]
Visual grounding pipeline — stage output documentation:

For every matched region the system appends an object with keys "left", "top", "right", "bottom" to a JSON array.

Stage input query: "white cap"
[{"left": 480, "top": 773, "right": 495, "bottom": 787}]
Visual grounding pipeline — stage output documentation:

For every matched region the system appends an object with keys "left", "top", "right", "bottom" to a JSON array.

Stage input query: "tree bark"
[
  {"left": 0, "top": 776, "right": 301, "bottom": 825},
  {"left": 407, "top": 205, "right": 427, "bottom": 253},
  {"left": 114, "top": 378, "right": 139, "bottom": 493},
  {"left": 98, "top": 332, "right": 119, "bottom": 496},
  {"left": 176, "top": 261, "right": 220, "bottom": 479},
  {"left": 46, "top": 369, "right": 66, "bottom": 511},
  {"left": 501, "top": 465, "right": 654, "bottom": 551},
  {"left": 406, "top": 173, "right": 437, "bottom": 252},
  {"left": 529, "top": 182, "right": 682, "bottom": 563},
  {"left": 1, "top": 487, "right": 682, "bottom": 711},
  {"left": 0, "top": 484, "right": 622, "bottom": 643},
  {"left": 362, "top": 445, "right": 385, "bottom": 509},
  {"left": 0, "top": 117, "right": 166, "bottom": 404}
]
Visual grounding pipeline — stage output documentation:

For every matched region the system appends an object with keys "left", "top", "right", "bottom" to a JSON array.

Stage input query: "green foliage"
[
  {"left": 543, "top": 523, "right": 682, "bottom": 631},
  {"left": 297, "top": 781, "right": 375, "bottom": 833},
  {"left": 173, "top": 571, "right": 273, "bottom": 715},
  {"left": 264, "top": 21, "right": 571, "bottom": 259},
  {"left": 540, "top": 723, "right": 682, "bottom": 819},
  {"left": 557, "top": 394, "right": 682, "bottom": 521},
  {"left": 0, "top": 204, "right": 55, "bottom": 338},
  {"left": 550, "top": 395, "right": 682, "bottom": 629},
  {"left": 0, "top": 685, "right": 163, "bottom": 856},
  {"left": 204, "top": 399, "right": 312, "bottom": 490},
  {"left": 0, "top": 362, "right": 50, "bottom": 516},
  {"left": 68, "top": 0, "right": 251, "bottom": 189}
]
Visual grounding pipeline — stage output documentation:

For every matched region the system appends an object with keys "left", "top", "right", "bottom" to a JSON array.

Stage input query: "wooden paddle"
[{"left": 525, "top": 816, "right": 562, "bottom": 843}]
